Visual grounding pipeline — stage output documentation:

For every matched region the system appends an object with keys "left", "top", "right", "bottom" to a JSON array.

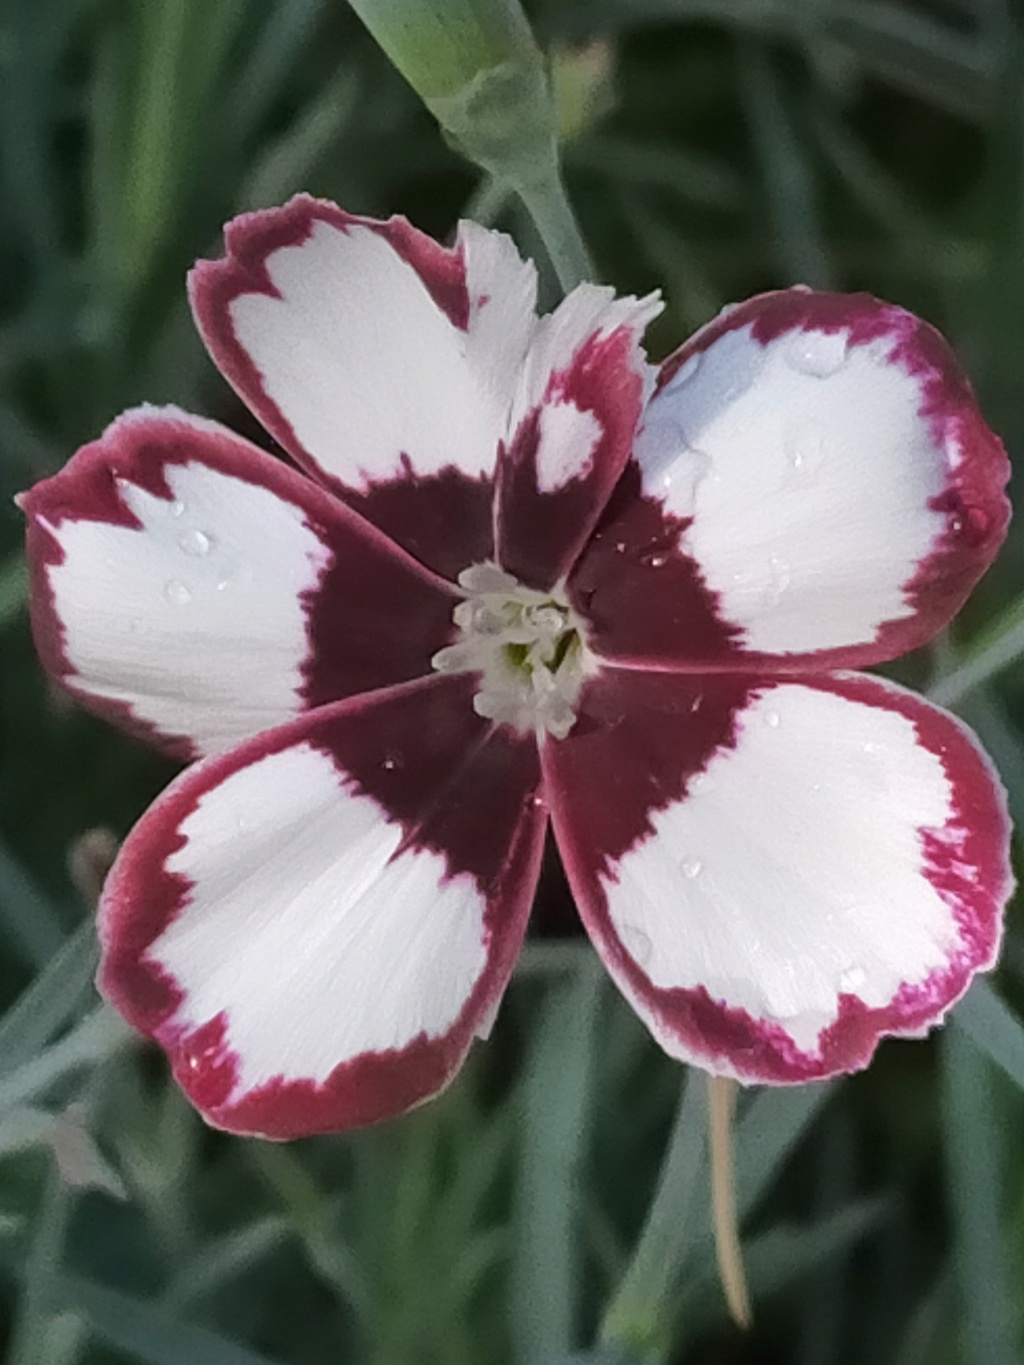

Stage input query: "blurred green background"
[{"left": 2, "top": 0, "right": 1024, "bottom": 1362}]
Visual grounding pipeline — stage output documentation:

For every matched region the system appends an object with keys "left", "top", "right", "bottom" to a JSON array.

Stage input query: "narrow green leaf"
[
  {"left": 57, "top": 1274, "right": 285, "bottom": 1365},
  {"left": 0, "top": 1008, "right": 129, "bottom": 1118},
  {"left": 622, "top": 194, "right": 724, "bottom": 336},
  {"left": 162, "top": 1215, "right": 291, "bottom": 1310},
  {"left": 953, "top": 978, "right": 1024, "bottom": 1092},
  {"left": 433, "top": 1097, "right": 512, "bottom": 1259},
  {"left": 680, "top": 1198, "right": 888, "bottom": 1329},
  {"left": 600, "top": 1072, "right": 707, "bottom": 1361},
  {"left": 940, "top": 1027, "right": 1019, "bottom": 1365},
  {"left": 0, "top": 552, "right": 29, "bottom": 631},
  {"left": 737, "top": 40, "right": 834, "bottom": 288},
  {"left": 122, "top": 0, "right": 192, "bottom": 287},
  {"left": 893, "top": 1271, "right": 956, "bottom": 1365},
  {"left": 569, "top": 135, "right": 745, "bottom": 212},
  {"left": 796, "top": 1107, "right": 857, "bottom": 1365},
  {"left": 517, "top": 940, "right": 590, "bottom": 976},
  {"left": 0, "top": 397, "right": 62, "bottom": 477},
  {"left": 0, "top": 839, "right": 66, "bottom": 970},
  {"left": 239, "top": 71, "right": 361, "bottom": 210},
  {"left": 7, "top": 1166, "right": 75, "bottom": 1365},
  {"left": 0, "top": 1106, "right": 57, "bottom": 1157},
  {"left": 86, "top": 9, "right": 132, "bottom": 305},
  {"left": 809, "top": 106, "right": 936, "bottom": 246},
  {"left": 224, "top": 0, "right": 328, "bottom": 144},
  {"left": 928, "top": 593, "right": 1024, "bottom": 707},
  {"left": 0, "top": 920, "right": 99, "bottom": 1075},
  {"left": 556, "top": 0, "right": 992, "bottom": 121},
  {"left": 512, "top": 961, "right": 602, "bottom": 1362},
  {"left": 0, "top": 8, "right": 64, "bottom": 263},
  {"left": 248, "top": 1142, "right": 370, "bottom": 1318},
  {"left": 735, "top": 1081, "right": 835, "bottom": 1219},
  {"left": 732, "top": 1198, "right": 886, "bottom": 1300}
]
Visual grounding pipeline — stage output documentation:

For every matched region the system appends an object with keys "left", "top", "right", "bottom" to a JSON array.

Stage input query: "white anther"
[{"left": 436, "top": 562, "right": 592, "bottom": 738}]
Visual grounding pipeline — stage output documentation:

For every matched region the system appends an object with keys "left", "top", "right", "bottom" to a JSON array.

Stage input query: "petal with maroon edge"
[
  {"left": 544, "top": 667, "right": 1012, "bottom": 1083},
  {"left": 22, "top": 406, "right": 458, "bottom": 760},
  {"left": 189, "top": 198, "right": 538, "bottom": 578},
  {"left": 99, "top": 674, "right": 546, "bottom": 1137},
  {"left": 570, "top": 290, "right": 1010, "bottom": 670},
  {"left": 495, "top": 284, "right": 662, "bottom": 590}
]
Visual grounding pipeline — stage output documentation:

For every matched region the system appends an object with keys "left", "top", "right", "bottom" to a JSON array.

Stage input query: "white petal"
[
  {"left": 457, "top": 217, "right": 539, "bottom": 426},
  {"left": 547, "top": 668, "right": 1011, "bottom": 1083},
  {"left": 510, "top": 283, "right": 661, "bottom": 441},
  {"left": 191, "top": 200, "right": 538, "bottom": 493},
  {"left": 629, "top": 290, "right": 1008, "bottom": 663},
  {"left": 24, "top": 406, "right": 456, "bottom": 758},
  {"left": 99, "top": 677, "right": 547, "bottom": 1136},
  {"left": 157, "top": 743, "right": 488, "bottom": 1084}
]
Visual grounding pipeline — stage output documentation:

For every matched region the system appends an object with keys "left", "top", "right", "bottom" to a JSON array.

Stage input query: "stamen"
[{"left": 436, "top": 562, "right": 592, "bottom": 738}]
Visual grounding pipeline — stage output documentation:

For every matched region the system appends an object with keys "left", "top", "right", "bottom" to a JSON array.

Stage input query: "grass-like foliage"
[{"left": 1, "top": 0, "right": 1024, "bottom": 1361}]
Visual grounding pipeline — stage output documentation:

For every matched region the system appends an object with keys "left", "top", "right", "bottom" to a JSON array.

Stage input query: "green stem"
[
  {"left": 514, "top": 164, "right": 593, "bottom": 292},
  {"left": 461, "top": 173, "right": 514, "bottom": 226}
]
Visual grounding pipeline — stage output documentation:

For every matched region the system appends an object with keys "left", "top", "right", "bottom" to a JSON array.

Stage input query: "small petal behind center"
[{"left": 432, "top": 564, "right": 592, "bottom": 739}]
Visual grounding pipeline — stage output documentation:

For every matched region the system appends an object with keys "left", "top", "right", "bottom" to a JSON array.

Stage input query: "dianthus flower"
[{"left": 22, "top": 196, "right": 1012, "bottom": 1138}]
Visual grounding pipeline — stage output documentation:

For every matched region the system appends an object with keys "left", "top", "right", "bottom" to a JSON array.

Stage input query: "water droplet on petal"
[
  {"left": 178, "top": 1031, "right": 221, "bottom": 1073},
  {"left": 783, "top": 420, "right": 827, "bottom": 474},
  {"left": 840, "top": 966, "right": 866, "bottom": 993},
  {"left": 640, "top": 550, "right": 669, "bottom": 569},
  {"left": 381, "top": 752, "right": 404, "bottom": 771},
  {"left": 655, "top": 442, "right": 711, "bottom": 508},
  {"left": 179, "top": 528, "right": 212, "bottom": 556},
  {"left": 742, "top": 554, "right": 792, "bottom": 608},
  {"left": 164, "top": 579, "right": 191, "bottom": 605},
  {"left": 763, "top": 710, "right": 780, "bottom": 729},
  {"left": 785, "top": 329, "right": 848, "bottom": 379},
  {"left": 216, "top": 560, "right": 254, "bottom": 593},
  {"left": 767, "top": 554, "right": 791, "bottom": 605},
  {"left": 669, "top": 351, "right": 702, "bottom": 387},
  {"left": 620, "top": 923, "right": 653, "bottom": 966},
  {"left": 689, "top": 771, "right": 714, "bottom": 795},
  {"left": 169, "top": 500, "right": 185, "bottom": 518},
  {"left": 680, "top": 856, "right": 703, "bottom": 879},
  {"left": 951, "top": 504, "right": 990, "bottom": 545}
]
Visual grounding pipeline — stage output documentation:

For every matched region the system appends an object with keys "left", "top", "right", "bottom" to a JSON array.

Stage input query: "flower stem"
[
  {"left": 708, "top": 1075, "right": 752, "bottom": 1329},
  {"left": 461, "top": 173, "right": 514, "bottom": 226},
  {"left": 514, "top": 166, "right": 593, "bottom": 293}
]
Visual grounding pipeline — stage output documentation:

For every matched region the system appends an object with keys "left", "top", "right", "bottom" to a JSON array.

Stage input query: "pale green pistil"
[{"left": 431, "top": 563, "right": 591, "bottom": 739}]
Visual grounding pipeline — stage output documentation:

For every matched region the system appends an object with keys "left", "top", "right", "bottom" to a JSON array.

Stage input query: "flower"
[{"left": 22, "top": 195, "right": 1013, "bottom": 1139}]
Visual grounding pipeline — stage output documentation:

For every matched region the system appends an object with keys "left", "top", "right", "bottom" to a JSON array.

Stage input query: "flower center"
[{"left": 431, "top": 564, "right": 592, "bottom": 740}]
